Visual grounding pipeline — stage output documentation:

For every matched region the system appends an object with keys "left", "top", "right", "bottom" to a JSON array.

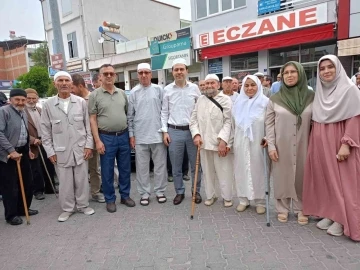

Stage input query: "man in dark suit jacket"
[
  {"left": 25, "top": 89, "right": 57, "bottom": 200},
  {"left": 0, "top": 89, "right": 38, "bottom": 225}
]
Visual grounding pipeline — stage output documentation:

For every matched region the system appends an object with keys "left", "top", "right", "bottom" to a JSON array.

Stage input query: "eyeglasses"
[
  {"left": 138, "top": 71, "right": 151, "bottom": 75},
  {"left": 102, "top": 72, "right": 115, "bottom": 77},
  {"left": 282, "top": 70, "right": 298, "bottom": 76}
]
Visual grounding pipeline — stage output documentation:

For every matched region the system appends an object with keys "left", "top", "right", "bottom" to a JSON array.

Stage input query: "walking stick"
[
  {"left": 190, "top": 145, "right": 201, "bottom": 220},
  {"left": 8, "top": 154, "right": 30, "bottom": 225},
  {"left": 263, "top": 147, "right": 270, "bottom": 227},
  {"left": 37, "top": 145, "right": 58, "bottom": 198}
]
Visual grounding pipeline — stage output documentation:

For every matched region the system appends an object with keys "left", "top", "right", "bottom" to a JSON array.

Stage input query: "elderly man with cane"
[
  {"left": 190, "top": 74, "right": 233, "bottom": 207},
  {"left": 41, "top": 71, "right": 95, "bottom": 222},
  {"left": 25, "top": 88, "right": 57, "bottom": 200},
  {"left": 0, "top": 89, "right": 38, "bottom": 225}
]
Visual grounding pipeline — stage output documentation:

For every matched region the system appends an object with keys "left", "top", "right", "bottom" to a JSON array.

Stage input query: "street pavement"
[{"left": 0, "top": 173, "right": 360, "bottom": 270}]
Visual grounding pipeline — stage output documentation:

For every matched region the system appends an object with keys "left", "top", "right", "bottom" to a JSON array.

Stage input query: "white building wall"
[{"left": 42, "top": 0, "right": 180, "bottom": 67}]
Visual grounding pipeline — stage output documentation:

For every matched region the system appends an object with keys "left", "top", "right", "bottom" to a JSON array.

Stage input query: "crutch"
[
  {"left": 190, "top": 145, "right": 201, "bottom": 220},
  {"left": 8, "top": 154, "right": 30, "bottom": 225},
  {"left": 37, "top": 145, "right": 58, "bottom": 198},
  {"left": 263, "top": 148, "right": 270, "bottom": 227}
]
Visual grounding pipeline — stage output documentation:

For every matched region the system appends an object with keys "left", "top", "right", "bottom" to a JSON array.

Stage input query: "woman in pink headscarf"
[{"left": 303, "top": 55, "right": 360, "bottom": 241}]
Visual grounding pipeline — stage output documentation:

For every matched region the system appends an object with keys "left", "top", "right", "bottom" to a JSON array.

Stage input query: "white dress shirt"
[{"left": 160, "top": 81, "right": 201, "bottom": 132}]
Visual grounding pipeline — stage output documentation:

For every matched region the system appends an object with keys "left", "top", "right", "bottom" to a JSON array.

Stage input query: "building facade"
[
  {"left": 0, "top": 39, "right": 42, "bottom": 81},
  {"left": 190, "top": 0, "right": 337, "bottom": 88},
  {"left": 337, "top": 0, "right": 360, "bottom": 76},
  {"left": 41, "top": 0, "right": 181, "bottom": 88}
]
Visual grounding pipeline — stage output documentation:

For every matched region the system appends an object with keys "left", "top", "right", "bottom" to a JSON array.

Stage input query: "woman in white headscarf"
[
  {"left": 303, "top": 55, "right": 360, "bottom": 241},
  {"left": 232, "top": 75, "right": 269, "bottom": 214}
]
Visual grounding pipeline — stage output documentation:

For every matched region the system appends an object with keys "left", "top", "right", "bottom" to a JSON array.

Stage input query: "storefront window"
[
  {"left": 269, "top": 46, "right": 299, "bottom": 67},
  {"left": 300, "top": 43, "right": 336, "bottom": 63},
  {"left": 231, "top": 53, "right": 258, "bottom": 71},
  {"left": 354, "top": 55, "right": 360, "bottom": 75},
  {"left": 208, "top": 58, "right": 223, "bottom": 75}
]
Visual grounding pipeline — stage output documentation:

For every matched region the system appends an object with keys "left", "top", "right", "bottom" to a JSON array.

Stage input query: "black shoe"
[
  {"left": 34, "top": 193, "right": 45, "bottom": 200},
  {"left": 195, "top": 192, "right": 202, "bottom": 204},
  {"left": 6, "top": 216, "right": 23, "bottom": 225},
  {"left": 121, "top": 198, "right": 136, "bottom": 207},
  {"left": 19, "top": 209, "right": 39, "bottom": 216},
  {"left": 173, "top": 194, "right": 185, "bottom": 205}
]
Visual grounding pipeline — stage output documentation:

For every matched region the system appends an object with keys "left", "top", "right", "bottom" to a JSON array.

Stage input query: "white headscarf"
[
  {"left": 312, "top": 55, "right": 360, "bottom": 124},
  {"left": 232, "top": 75, "right": 269, "bottom": 142}
]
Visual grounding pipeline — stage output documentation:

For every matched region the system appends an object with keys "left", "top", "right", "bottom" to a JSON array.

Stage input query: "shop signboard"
[
  {"left": 258, "top": 0, "right": 281, "bottom": 15},
  {"left": 208, "top": 59, "right": 223, "bottom": 74},
  {"left": 195, "top": 3, "right": 327, "bottom": 49},
  {"left": 151, "top": 49, "right": 191, "bottom": 70},
  {"left": 150, "top": 37, "right": 191, "bottom": 55}
]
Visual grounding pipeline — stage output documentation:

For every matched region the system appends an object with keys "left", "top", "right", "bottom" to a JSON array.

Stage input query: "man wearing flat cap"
[
  {"left": 0, "top": 88, "right": 38, "bottom": 225},
  {"left": 160, "top": 58, "right": 202, "bottom": 205},
  {"left": 41, "top": 71, "right": 95, "bottom": 222},
  {"left": 190, "top": 74, "right": 234, "bottom": 207},
  {"left": 127, "top": 63, "right": 167, "bottom": 206},
  {"left": 25, "top": 88, "right": 57, "bottom": 200},
  {"left": 222, "top": 76, "right": 239, "bottom": 103}
]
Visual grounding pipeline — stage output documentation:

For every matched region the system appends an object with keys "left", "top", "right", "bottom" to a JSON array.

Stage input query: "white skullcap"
[
  {"left": 54, "top": 71, "right": 72, "bottom": 81},
  {"left": 172, "top": 58, "right": 187, "bottom": 67},
  {"left": 254, "top": 72, "right": 265, "bottom": 77},
  {"left": 205, "top": 74, "right": 219, "bottom": 81},
  {"left": 222, "top": 76, "right": 233, "bottom": 82},
  {"left": 137, "top": 63, "right": 151, "bottom": 71}
]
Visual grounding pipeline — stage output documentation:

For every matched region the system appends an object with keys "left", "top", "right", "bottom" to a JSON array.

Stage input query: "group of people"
[{"left": 0, "top": 55, "right": 359, "bottom": 242}]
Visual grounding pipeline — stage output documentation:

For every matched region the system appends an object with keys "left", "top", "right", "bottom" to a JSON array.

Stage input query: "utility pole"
[{"left": 48, "top": 0, "right": 67, "bottom": 70}]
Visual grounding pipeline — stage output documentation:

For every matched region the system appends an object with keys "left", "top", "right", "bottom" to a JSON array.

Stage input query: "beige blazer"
[
  {"left": 40, "top": 94, "right": 93, "bottom": 167},
  {"left": 190, "top": 92, "right": 233, "bottom": 151}
]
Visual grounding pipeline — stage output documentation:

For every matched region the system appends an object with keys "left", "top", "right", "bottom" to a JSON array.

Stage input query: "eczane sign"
[{"left": 195, "top": 3, "right": 328, "bottom": 49}]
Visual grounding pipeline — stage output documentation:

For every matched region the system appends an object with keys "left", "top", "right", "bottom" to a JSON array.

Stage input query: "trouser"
[
  {"left": 99, "top": 132, "right": 131, "bottom": 203},
  {"left": 167, "top": 148, "right": 189, "bottom": 176},
  {"left": 30, "top": 156, "right": 45, "bottom": 194},
  {"left": 239, "top": 198, "right": 266, "bottom": 207},
  {"left": 0, "top": 146, "right": 33, "bottom": 221},
  {"left": 89, "top": 149, "right": 101, "bottom": 195},
  {"left": 55, "top": 162, "right": 89, "bottom": 212},
  {"left": 200, "top": 149, "right": 233, "bottom": 201},
  {"left": 275, "top": 198, "right": 302, "bottom": 214},
  {"left": 38, "top": 145, "right": 56, "bottom": 194},
  {"left": 136, "top": 143, "right": 167, "bottom": 198},
  {"left": 168, "top": 128, "right": 201, "bottom": 195}
]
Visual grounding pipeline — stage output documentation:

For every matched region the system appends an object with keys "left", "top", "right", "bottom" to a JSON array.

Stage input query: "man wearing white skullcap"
[
  {"left": 127, "top": 63, "right": 167, "bottom": 206},
  {"left": 222, "top": 76, "right": 239, "bottom": 103},
  {"left": 190, "top": 74, "right": 234, "bottom": 207},
  {"left": 41, "top": 71, "right": 95, "bottom": 221},
  {"left": 160, "top": 58, "right": 202, "bottom": 205},
  {"left": 254, "top": 72, "right": 271, "bottom": 97}
]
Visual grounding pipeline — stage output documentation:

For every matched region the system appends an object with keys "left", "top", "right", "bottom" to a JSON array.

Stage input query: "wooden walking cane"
[
  {"left": 37, "top": 145, "right": 58, "bottom": 198},
  {"left": 8, "top": 154, "right": 30, "bottom": 225},
  {"left": 190, "top": 145, "right": 201, "bottom": 220}
]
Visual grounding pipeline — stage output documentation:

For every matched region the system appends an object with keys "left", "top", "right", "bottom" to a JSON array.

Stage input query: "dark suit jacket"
[{"left": 25, "top": 106, "right": 42, "bottom": 158}]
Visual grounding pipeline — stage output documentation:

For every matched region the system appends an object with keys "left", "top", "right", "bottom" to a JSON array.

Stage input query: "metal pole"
[{"left": 49, "top": 0, "right": 67, "bottom": 70}]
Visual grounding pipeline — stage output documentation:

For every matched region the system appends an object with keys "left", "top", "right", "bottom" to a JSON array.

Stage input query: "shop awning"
[
  {"left": 338, "top": 37, "right": 360, "bottom": 56},
  {"left": 200, "top": 24, "right": 335, "bottom": 60}
]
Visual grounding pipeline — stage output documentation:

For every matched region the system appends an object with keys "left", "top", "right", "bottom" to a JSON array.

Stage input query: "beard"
[{"left": 203, "top": 88, "right": 218, "bottom": 98}]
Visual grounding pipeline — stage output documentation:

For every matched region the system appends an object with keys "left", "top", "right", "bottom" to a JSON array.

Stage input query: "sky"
[{"left": 0, "top": 0, "right": 191, "bottom": 41}]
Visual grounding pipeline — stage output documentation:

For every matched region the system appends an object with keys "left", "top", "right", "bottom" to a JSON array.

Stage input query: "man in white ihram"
[{"left": 190, "top": 74, "right": 234, "bottom": 207}]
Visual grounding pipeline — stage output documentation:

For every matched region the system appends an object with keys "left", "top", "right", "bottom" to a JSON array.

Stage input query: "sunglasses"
[
  {"left": 138, "top": 71, "right": 151, "bottom": 75},
  {"left": 102, "top": 72, "right": 115, "bottom": 77}
]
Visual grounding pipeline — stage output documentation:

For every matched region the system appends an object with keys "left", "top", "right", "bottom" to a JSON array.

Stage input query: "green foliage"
[
  {"left": 18, "top": 66, "right": 50, "bottom": 97},
  {"left": 47, "top": 80, "right": 58, "bottom": 97},
  {"left": 31, "top": 43, "right": 49, "bottom": 68}
]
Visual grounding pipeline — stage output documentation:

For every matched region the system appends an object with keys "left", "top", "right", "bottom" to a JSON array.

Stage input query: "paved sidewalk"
[{"left": 0, "top": 174, "right": 359, "bottom": 270}]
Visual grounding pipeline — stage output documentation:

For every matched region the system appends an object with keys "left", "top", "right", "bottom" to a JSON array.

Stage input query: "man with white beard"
[{"left": 190, "top": 74, "right": 234, "bottom": 207}]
